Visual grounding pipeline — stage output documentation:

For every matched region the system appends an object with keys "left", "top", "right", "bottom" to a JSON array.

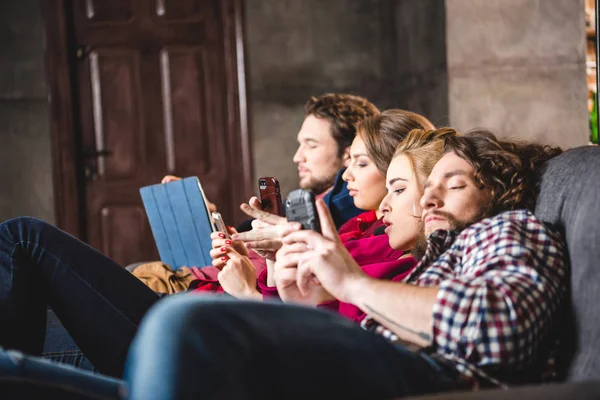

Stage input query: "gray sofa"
[{"left": 411, "top": 145, "right": 600, "bottom": 398}]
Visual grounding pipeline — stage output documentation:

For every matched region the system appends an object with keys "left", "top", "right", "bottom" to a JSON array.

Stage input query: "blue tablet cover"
[{"left": 140, "top": 177, "right": 215, "bottom": 269}]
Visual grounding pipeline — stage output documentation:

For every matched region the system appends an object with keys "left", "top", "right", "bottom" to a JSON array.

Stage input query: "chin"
[
  {"left": 425, "top": 223, "right": 449, "bottom": 236},
  {"left": 298, "top": 178, "right": 311, "bottom": 189}
]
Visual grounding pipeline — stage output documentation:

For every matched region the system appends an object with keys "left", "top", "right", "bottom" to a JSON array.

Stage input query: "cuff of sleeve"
[
  {"left": 257, "top": 268, "right": 279, "bottom": 298},
  {"left": 317, "top": 300, "right": 340, "bottom": 312}
]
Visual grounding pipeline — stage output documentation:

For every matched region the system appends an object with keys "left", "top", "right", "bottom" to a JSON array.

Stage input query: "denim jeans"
[
  {"left": 0, "top": 347, "right": 123, "bottom": 399},
  {"left": 42, "top": 309, "right": 96, "bottom": 372},
  {"left": 125, "top": 295, "right": 465, "bottom": 400},
  {"left": 0, "top": 217, "right": 159, "bottom": 378}
]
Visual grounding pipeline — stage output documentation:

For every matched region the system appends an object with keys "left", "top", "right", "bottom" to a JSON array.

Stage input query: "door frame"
[{"left": 41, "top": 0, "right": 253, "bottom": 238}]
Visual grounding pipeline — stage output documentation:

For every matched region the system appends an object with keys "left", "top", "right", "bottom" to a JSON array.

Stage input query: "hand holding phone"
[
  {"left": 285, "top": 189, "right": 321, "bottom": 233},
  {"left": 212, "top": 212, "right": 230, "bottom": 239},
  {"left": 259, "top": 177, "right": 284, "bottom": 216}
]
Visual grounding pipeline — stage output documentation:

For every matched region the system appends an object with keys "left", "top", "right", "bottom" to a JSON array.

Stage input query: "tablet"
[{"left": 140, "top": 177, "right": 215, "bottom": 269}]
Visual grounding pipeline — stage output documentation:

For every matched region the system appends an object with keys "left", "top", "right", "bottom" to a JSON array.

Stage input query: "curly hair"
[
  {"left": 304, "top": 93, "right": 380, "bottom": 158},
  {"left": 443, "top": 129, "right": 563, "bottom": 214},
  {"left": 357, "top": 109, "right": 435, "bottom": 175}
]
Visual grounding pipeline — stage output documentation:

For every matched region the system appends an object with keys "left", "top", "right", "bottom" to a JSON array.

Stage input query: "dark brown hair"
[
  {"left": 304, "top": 93, "right": 380, "bottom": 158},
  {"left": 443, "top": 129, "right": 563, "bottom": 214},
  {"left": 358, "top": 109, "right": 436, "bottom": 175}
]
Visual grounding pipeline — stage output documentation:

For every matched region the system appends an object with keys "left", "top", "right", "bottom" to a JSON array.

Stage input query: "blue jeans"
[
  {"left": 0, "top": 217, "right": 159, "bottom": 378},
  {"left": 0, "top": 347, "right": 123, "bottom": 399},
  {"left": 42, "top": 309, "right": 96, "bottom": 371},
  {"left": 125, "top": 295, "right": 465, "bottom": 400}
]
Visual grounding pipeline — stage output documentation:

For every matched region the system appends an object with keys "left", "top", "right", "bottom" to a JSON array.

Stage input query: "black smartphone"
[
  {"left": 258, "top": 177, "right": 284, "bottom": 216},
  {"left": 285, "top": 189, "right": 321, "bottom": 233}
]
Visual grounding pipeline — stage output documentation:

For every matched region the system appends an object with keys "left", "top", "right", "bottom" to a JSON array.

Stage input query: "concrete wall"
[
  {"left": 245, "top": 0, "right": 447, "bottom": 197},
  {"left": 0, "top": 0, "right": 589, "bottom": 220},
  {"left": 446, "top": 0, "right": 589, "bottom": 148},
  {"left": 0, "top": 0, "right": 54, "bottom": 223}
]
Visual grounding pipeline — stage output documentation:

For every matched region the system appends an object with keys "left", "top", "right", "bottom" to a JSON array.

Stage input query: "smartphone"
[
  {"left": 285, "top": 189, "right": 321, "bottom": 233},
  {"left": 258, "top": 177, "right": 284, "bottom": 216},
  {"left": 211, "top": 212, "right": 230, "bottom": 239}
]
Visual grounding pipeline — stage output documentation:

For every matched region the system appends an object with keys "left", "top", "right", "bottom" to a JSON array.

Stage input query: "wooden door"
[{"left": 43, "top": 0, "right": 252, "bottom": 267}]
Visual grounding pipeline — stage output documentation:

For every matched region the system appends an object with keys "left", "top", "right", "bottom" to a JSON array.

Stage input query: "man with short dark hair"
[{"left": 124, "top": 130, "right": 568, "bottom": 400}]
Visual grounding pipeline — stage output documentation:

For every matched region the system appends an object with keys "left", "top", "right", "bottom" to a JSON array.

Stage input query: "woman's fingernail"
[
  {"left": 221, "top": 256, "right": 228, "bottom": 261},
  {"left": 225, "top": 240, "right": 232, "bottom": 245},
  {"left": 218, "top": 233, "right": 225, "bottom": 238},
  {"left": 220, "top": 247, "right": 227, "bottom": 252}
]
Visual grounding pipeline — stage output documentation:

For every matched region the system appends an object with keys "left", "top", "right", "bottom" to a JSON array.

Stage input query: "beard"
[
  {"left": 300, "top": 171, "right": 339, "bottom": 195},
  {"left": 426, "top": 204, "right": 493, "bottom": 237},
  {"left": 412, "top": 234, "right": 428, "bottom": 261}
]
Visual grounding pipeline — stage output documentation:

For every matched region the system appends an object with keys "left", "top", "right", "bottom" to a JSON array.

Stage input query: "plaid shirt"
[{"left": 361, "top": 210, "right": 567, "bottom": 387}]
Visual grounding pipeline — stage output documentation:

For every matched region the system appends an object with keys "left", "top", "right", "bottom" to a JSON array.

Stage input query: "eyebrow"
[
  {"left": 352, "top": 153, "right": 369, "bottom": 158},
  {"left": 424, "top": 169, "right": 469, "bottom": 188},
  {"left": 388, "top": 177, "right": 408, "bottom": 186}
]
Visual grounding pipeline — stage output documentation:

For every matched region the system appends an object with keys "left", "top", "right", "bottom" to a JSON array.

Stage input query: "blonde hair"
[{"left": 393, "top": 127, "right": 460, "bottom": 215}]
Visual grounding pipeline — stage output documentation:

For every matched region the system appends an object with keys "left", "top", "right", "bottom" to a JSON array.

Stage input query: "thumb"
[{"left": 315, "top": 198, "right": 340, "bottom": 243}]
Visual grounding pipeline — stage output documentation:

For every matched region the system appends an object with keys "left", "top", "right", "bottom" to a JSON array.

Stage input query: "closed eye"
[{"left": 449, "top": 185, "right": 466, "bottom": 190}]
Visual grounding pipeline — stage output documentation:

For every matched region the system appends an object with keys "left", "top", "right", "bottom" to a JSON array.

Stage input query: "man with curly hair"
[{"left": 123, "top": 129, "right": 569, "bottom": 399}]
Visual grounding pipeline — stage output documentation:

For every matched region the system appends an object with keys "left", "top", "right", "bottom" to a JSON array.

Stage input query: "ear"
[{"left": 341, "top": 147, "right": 351, "bottom": 167}]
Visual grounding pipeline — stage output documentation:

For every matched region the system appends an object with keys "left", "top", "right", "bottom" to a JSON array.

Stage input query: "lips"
[
  {"left": 425, "top": 216, "right": 444, "bottom": 224},
  {"left": 347, "top": 188, "right": 358, "bottom": 196}
]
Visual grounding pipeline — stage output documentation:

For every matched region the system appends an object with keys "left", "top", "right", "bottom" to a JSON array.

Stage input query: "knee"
[
  {"left": 1, "top": 217, "right": 48, "bottom": 235},
  {"left": 134, "top": 295, "right": 238, "bottom": 348}
]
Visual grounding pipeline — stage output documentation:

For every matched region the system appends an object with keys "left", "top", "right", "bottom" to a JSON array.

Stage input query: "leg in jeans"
[
  {"left": 43, "top": 309, "right": 96, "bottom": 372},
  {"left": 125, "top": 295, "right": 462, "bottom": 400},
  {"left": 0, "top": 217, "right": 160, "bottom": 377},
  {"left": 0, "top": 347, "right": 124, "bottom": 400}
]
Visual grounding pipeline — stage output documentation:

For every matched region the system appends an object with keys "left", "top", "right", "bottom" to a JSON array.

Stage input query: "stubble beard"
[{"left": 300, "top": 170, "right": 340, "bottom": 195}]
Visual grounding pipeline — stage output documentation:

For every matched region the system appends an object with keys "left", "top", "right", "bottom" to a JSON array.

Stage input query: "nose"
[
  {"left": 342, "top": 166, "right": 354, "bottom": 182},
  {"left": 293, "top": 146, "right": 304, "bottom": 163},
  {"left": 379, "top": 192, "right": 391, "bottom": 215},
  {"left": 420, "top": 186, "right": 442, "bottom": 211}
]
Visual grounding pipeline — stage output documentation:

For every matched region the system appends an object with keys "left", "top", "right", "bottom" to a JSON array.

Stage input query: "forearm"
[
  {"left": 266, "top": 259, "right": 276, "bottom": 287},
  {"left": 347, "top": 277, "right": 438, "bottom": 347}
]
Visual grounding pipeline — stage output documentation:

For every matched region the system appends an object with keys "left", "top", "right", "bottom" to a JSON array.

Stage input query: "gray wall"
[
  {"left": 246, "top": 0, "right": 447, "bottom": 198},
  {"left": 446, "top": 0, "right": 589, "bottom": 148},
  {"left": 0, "top": 0, "right": 589, "bottom": 221},
  {"left": 0, "top": 0, "right": 54, "bottom": 223}
]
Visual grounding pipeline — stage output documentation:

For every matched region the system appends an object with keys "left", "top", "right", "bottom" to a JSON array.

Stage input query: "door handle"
[{"left": 83, "top": 148, "right": 112, "bottom": 158}]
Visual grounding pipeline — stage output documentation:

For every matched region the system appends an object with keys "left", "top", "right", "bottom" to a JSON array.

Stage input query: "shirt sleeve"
[
  {"left": 431, "top": 216, "right": 567, "bottom": 370},
  {"left": 256, "top": 267, "right": 280, "bottom": 299}
]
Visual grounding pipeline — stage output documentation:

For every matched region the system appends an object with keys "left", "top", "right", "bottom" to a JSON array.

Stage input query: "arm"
[{"left": 345, "top": 278, "right": 438, "bottom": 346}]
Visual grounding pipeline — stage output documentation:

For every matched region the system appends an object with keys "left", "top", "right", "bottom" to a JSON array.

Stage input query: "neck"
[{"left": 315, "top": 186, "right": 333, "bottom": 200}]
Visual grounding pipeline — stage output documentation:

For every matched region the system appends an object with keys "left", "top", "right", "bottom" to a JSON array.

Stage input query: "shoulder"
[
  {"left": 461, "top": 209, "right": 554, "bottom": 237},
  {"left": 457, "top": 210, "right": 566, "bottom": 258}
]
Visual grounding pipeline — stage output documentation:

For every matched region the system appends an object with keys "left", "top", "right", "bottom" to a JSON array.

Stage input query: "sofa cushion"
[{"left": 535, "top": 145, "right": 600, "bottom": 381}]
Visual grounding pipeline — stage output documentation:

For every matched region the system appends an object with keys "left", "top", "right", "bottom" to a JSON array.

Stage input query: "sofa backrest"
[{"left": 535, "top": 145, "right": 600, "bottom": 382}]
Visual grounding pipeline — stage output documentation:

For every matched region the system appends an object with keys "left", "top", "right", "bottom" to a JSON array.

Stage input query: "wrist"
[
  {"left": 241, "top": 288, "right": 262, "bottom": 301},
  {"left": 343, "top": 273, "right": 373, "bottom": 305}
]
